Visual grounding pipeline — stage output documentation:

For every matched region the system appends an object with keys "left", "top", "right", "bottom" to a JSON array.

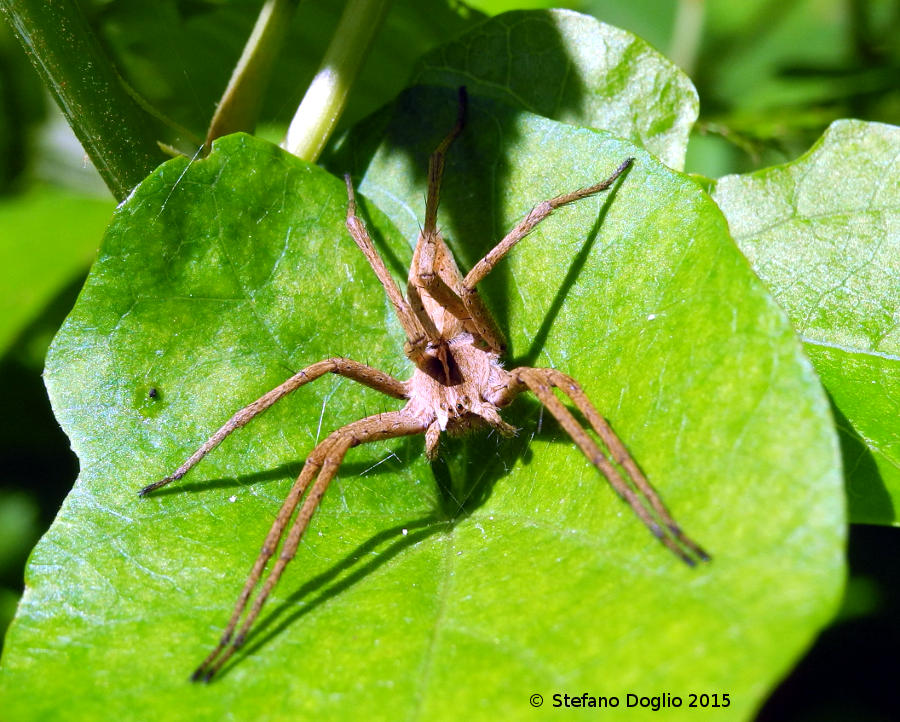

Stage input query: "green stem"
[
  {"left": 283, "top": 0, "right": 392, "bottom": 162},
  {"left": 0, "top": 0, "right": 169, "bottom": 200},
  {"left": 670, "top": 0, "right": 705, "bottom": 75},
  {"left": 206, "top": 0, "right": 300, "bottom": 150}
]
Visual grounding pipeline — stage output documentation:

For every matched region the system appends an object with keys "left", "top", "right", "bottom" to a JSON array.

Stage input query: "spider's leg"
[
  {"left": 409, "top": 87, "right": 508, "bottom": 353},
  {"left": 344, "top": 175, "right": 433, "bottom": 359},
  {"left": 455, "top": 158, "right": 632, "bottom": 353},
  {"left": 344, "top": 86, "right": 466, "bottom": 361},
  {"left": 193, "top": 409, "right": 428, "bottom": 682},
  {"left": 546, "top": 370, "right": 710, "bottom": 559},
  {"left": 411, "top": 236, "right": 507, "bottom": 354},
  {"left": 409, "top": 86, "right": 503, "bottom": 359},
  {"left": 509, "top": 367, "right": 707, "bottom": 566},
  {"left": 423, "top": 86, "right": 467, "bottom": 237},
  {"left": 539, "top": 368, "right": 708, "bottom": 561},
  {"left": 139, "top": 358, "right": 406, "bottom": 495},
  {"left": 189, "top": 446, "right": 322, "bottom": 681},
  {"left": 462, "top": 158, "right": 633, "bottom": 291},
  {"left": 408, "top": 87, "right": 469, "bottom": 322}
]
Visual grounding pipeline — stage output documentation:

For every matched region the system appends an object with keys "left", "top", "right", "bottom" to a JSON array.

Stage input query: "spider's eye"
[{"left": 456, "top": 403, "right": 464, "bottom": 411}]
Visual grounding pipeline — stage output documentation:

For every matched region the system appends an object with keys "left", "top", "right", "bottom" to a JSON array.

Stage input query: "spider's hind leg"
[
  {"left": 501, "top": 366, "right": 708, "bottom": 565},
  {"left": 193, "top": 408, "right": 427, "bottom": 682}
]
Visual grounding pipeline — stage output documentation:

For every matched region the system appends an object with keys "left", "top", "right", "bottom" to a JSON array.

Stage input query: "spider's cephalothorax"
[
  {"left": 140, "top": 88, "right": 708, "bottom": 682},
  {"left": 406, "top": 330, "right": 514, "bottom": 457}
]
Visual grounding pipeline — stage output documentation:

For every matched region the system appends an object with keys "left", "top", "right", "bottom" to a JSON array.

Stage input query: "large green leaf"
[
  {"left": 412, "top": 9, "right": 698, "bottom": 170},
  {"left": 713, "top": 120, "right": 900, "bottom": 524},
  {"left": 0, "top": 90, "right": 842, "bottom": 720}
]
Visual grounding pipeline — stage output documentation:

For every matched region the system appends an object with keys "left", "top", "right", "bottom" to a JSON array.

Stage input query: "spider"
[{"left": 140, "top": 88, "right": 708, "bottom": 682}]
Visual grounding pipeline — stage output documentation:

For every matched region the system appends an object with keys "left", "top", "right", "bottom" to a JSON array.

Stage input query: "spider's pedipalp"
[{"left": 425, "top": 421, "right": 441, "bottom": 460}]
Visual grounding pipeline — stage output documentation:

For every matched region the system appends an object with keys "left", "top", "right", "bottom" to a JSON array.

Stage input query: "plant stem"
[
  {"left": 206, "top": 0, "right": 300, "bottom": 150},
  {"left": 283, "top": 0, "right": 392, "bottom": 162},
  {"left": 670, "top": 0, "right": 705, "bottom": 76},
  {"left": 0, "top": 0, "right": 169, "bottom": 200}
]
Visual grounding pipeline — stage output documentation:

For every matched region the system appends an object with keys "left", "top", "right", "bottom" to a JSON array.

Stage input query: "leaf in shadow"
[{"left": 412, "top": 9, "right": 698, "bottom": 169}]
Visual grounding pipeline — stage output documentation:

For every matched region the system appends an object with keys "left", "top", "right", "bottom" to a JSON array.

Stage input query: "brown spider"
[{"left": 140, "top": 88, "right": 708, "bottom": 682}]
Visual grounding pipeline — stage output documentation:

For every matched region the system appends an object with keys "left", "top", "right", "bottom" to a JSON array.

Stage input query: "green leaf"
[
  {"left": 0, "top": 186, "right": 114, "bottom": 356},
  {"left": 0, "top": 490, "right": 40, "bottom": 645},
  {"left": 0, "top": 90, "right": 842, "bottom": 720},
  {"left": 412, "top": 9, "right": 698, "bottom": 169},
  {"left": 713, "top": 120, "right": 900, "bottom": 524}
]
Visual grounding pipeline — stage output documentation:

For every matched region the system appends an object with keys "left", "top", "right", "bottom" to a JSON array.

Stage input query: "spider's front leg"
[
  {"left": 495, "top": 368, "right": 709, "bottom": 566},
  {"left": 191, "top": 409, "right": 428, "bottom": 682},
  {"left": 409, "top": 86, "right": 507, "bottom": 354},
  {"left": 455, "top": 158, "right": 634, "bottom": 349},
  {"left": 139, "top": 357, "right": 406, "bottom": 496},
  {"left": 461, "top": 157, "right": 634, "bottom": 292}
]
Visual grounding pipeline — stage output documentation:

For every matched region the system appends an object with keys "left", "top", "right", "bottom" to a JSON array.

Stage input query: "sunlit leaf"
[
  {"left": 0, "top": 89, "right": 843, "bottom": 720},
  {"left": 714, "top": 119, "right": 900, "bottom": 524}
]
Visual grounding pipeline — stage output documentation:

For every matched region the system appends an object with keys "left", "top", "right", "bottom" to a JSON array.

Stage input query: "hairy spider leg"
[
  {"left": 453, "top": 158, "right": 634, "bottom": 352},
  {"left": 539, "top": 369, "right": 709, "bottom": 561},
  {"left": 139, "top": 358, "right": 406, "bottom": 496},
  {"left": 418, "top": 150, "right": 634, "bottom": 353},
  {"left": 499, "top": 368, "right": 708, "bottom": 565},
  {"left": 343, "top": 175, "right": 436, "bottom": 366},
  {"left": 190, "top": 441, "right": 324, "bottom": 680},
  {"left": 461, "top": 157, "right": 634, "bottom": 292},
  {"left": 422, "top": 86, "right": 467, "bottom": 238},
  {"left": 192, "top": 409, "right": 427, "bottom": 682},
  {"left": 409, "top": 87, "right": 506, "bottom": 354}
]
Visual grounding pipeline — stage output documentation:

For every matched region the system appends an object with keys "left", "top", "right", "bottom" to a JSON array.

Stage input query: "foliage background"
[{"left": 0, "top": 0, "right": 897, "bottom": 719}]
